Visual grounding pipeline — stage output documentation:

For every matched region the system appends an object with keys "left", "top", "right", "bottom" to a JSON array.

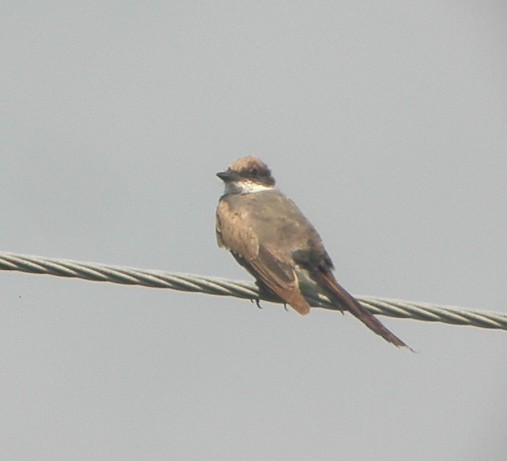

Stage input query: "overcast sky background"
[{"left": 1, "top": 2, "right": 506, "bottom": 460}]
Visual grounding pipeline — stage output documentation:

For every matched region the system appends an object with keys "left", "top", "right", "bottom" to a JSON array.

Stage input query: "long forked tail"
[{"left": 312, "top": 270, "right": 413, "bottom": 350}]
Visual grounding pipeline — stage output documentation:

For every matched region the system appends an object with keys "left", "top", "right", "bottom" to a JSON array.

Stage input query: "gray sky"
[{"left": 1, "top": 2, "right": 506, "bottom": 460}]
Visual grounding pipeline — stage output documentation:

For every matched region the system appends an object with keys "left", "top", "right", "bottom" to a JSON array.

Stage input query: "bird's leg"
[{"left": 252, "top": 297, "right": 263, "bottom": 309}]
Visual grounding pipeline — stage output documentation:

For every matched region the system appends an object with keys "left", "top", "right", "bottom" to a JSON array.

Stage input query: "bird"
[{"left": 215, "top": 156, "right": 410, "bottom": 349}]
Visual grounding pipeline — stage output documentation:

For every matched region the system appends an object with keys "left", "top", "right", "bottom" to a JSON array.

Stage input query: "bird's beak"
[{"left": 216, "top": 170, "right": 238, "bottom": 182}]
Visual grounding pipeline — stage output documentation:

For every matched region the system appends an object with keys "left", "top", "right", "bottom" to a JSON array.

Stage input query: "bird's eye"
[{"left": 250, "top": 168, "right": 258, "bottom": 176}]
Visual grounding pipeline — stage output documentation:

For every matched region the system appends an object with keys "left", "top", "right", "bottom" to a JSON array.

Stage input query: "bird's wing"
[
  {"left": 216, "top": 200, "right": 310, "bottom": 315},
  {"left": 247, "top": 246, "right": 311, "bottom": 315}
]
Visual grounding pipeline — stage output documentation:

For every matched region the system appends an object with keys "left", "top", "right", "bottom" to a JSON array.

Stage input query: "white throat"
[{"left": 224, "top": 180, "right": 274, "bottom": 195}]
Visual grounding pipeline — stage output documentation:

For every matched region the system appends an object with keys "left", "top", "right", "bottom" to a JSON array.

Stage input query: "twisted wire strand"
[{"left": 1, "top": 251, "right": 506, "bottom": 331}]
